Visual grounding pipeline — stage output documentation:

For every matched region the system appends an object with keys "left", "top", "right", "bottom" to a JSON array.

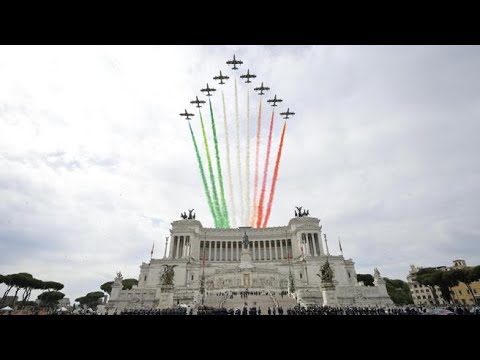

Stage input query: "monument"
[
  {"left": 105, "top": 210, "right": 393, "bottom": 312},
  {"left": 318, "top": 259, "right": 338, "bottom": 305}
]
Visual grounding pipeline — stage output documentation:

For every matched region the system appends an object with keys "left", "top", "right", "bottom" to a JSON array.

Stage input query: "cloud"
[{"left": 0, "top": 45, "right": 479, "bottom": 301}]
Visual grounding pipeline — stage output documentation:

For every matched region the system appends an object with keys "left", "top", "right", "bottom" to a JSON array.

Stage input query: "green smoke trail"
[
  {"left": 199, "top": 110, "right": 222, "bottom": 227},
  {"left": 188, "top": 122, "right": 217, "bottom": 227},
  {"left": 209, "top": 99, "right": 230, "bottom": 228}
]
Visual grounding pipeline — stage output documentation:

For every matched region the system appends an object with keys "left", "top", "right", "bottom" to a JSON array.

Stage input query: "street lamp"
[
  {"left": 285, "top": 230, "right": 295, "bottom": 294},
  {"left": 199, "top": 232, "right": 207, "bottom": 305}
]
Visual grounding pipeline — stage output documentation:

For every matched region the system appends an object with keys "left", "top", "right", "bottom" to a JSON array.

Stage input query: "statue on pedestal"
[
  {"left": 318, "top": 260, "right": 334, "bottom": 283},
  {"left": 374, "top": 267, "right": 381, "bottom": 280},
  {"left": 243, "top": 231, "right": 250, "bottom": 248},
  {"left": 160, "top": 265, "right": 177, "bottom": 286}
]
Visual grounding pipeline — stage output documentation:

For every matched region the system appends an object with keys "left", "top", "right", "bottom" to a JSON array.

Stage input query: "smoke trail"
[
  {"left": 251, "top": 97, "right": 262, "bottom": 226},
  {"left": 222, "top": 91, "right": 236, "bottom": 228},
  {"left": 234, "top": 77, "right": 244, "bottom": 225},
  {"left": 256, "top": 109, "right": 275, "bottom": 228},
  {"left": 245, "top": 89, "right": 250, "bottom": 226},
  {"left": 262, "top": 121, "right": 287, "bottom": 228},
  {"left": 199, "top": 110, "right": 222, "bottom": 226},
  {"left": 209, "top": 98, "right": 229, "bottom": 228},
  {"left": 188, "top": 122, "right": 217, "bottom": 227}
]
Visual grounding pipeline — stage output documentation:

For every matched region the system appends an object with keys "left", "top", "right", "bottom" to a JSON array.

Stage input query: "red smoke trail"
[
  {"left": 256, "top": 109, "right": 275, "bottom": 228},
  {"left": 251, "top": 99, "right": 262, "bottom": 226},
  {"left": 262, "top": 121, "right": 286, "bottom": 228}
]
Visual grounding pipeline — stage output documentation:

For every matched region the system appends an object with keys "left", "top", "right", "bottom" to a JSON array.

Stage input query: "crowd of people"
[{"left": 120, "top": 308, "right": 189, "bottom": 315}]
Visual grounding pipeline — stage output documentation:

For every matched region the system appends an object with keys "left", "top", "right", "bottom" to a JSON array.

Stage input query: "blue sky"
[{"left": 1, "top": 45, "right": 479, "bottom": 302}]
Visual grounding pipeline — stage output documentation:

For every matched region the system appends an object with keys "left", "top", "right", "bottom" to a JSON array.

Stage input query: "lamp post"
[
  {"left": 286, "top": 230, "right": 295, "bottom": 294},
  {"left": 199, "top": 232, "right": 206, "bottom": 305}
]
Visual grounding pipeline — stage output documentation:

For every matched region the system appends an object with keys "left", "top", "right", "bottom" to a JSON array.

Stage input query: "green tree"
[
  {"left": 455, "top": 268, "right": 479, "bottom": 305},
  {"left": 8, "top": 273, "right": 33, "bottom": 307},
  {"left": 42, "top": 281, "right": 64, "bottom": 292},
  {"left": 100, "top": 281, "right": 113, "bottom": 295},
  {"left": 20, "top": 278, "right": 44, "bottom": 308},
  {"left": 356, "top": 274, "right": 374, "bottom": 286},
  {"left": 440, "top": 270, "right": 461, "bottom": 304},
  {"left": 384, "top": 278, "right": 414, "bottom": 305},
  {"left": 0, "top": 274, "right": 14, "bottom": 305},
  {"left": 122, "top": 278, "right": 139, "bottom": 290},
  {"left": 38, "top": 291, "right": 65, "bottom": 309},
  {"left": 75, "top": 291, "right": 105, "bottom": 310},
  {"left": 415, "top": 268, "right": 443, "bottom": 305}
]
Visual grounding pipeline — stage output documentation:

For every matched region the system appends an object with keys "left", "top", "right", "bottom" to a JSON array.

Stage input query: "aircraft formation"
[
  {"left": 180, "top": 55, "right": 295, "bottom": 229},
  {"left": 180, "top": 55, "right": 294, "bottom": 121}
]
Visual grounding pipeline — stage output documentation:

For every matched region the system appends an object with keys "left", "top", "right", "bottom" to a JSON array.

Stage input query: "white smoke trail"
[
  {"left": 222, "top": 91, "right": 236, "bottom": 227},
  {"left": 245, "top": 88, "right": 251, "bottom": 226},
  {"left": 235, "top": 77, "right": 244, "bottom": 225}
]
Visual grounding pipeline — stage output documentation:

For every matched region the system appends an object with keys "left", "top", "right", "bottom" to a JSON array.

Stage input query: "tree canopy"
[
  {"left": 38, "top": 291, "right": 65, "bottom": 308},
  {"left": 384, "top": 278, "right": 414, "bottom": 305},
  {"left": 122, "top": 278, "right": 139, "bottom": 290},
  {"left": 100, "top": 281, "right": 114, "bottom": 294},
  {"left": 75, "top": 291, "right": 105, "bottom": 309},
  {"left": 356, "top": 274, "right": 374, "bottom": 286}
]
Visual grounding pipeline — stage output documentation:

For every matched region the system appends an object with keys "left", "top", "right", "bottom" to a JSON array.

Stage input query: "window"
[
  {"left": 348, "top": 271, "right": 351, "bottom": 278},
  {"left": 421, "top": 289, "right": 424, "bottom": 293},
  {"left": 144, "top": 276, "right": 147, "bottom": 281},
  {"left": 191, "top": 275, "right": 194, "bottom": 280},
  {"left": 300, "top": 273, "right": 303, "bottom": 279},
  {"left": 427, "top": 295, "right": 431, "bottom": 299},
  {"left": 422, "top": 296, "right": 426, "bottom": 299}
]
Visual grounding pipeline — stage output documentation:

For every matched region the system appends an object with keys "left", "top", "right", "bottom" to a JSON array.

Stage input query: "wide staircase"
[
  {"left": 202, "top": 294, "right": 224, "bottom": 308},
  {"left": 222, "top": 293, "right": 275, "bottom": 313},
  {"left": 273, "top": 293, "right": 297, "bottom": 309}
]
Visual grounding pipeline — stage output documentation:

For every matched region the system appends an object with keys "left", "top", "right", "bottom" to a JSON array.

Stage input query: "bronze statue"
[
  {"left": 305, "top": 210, "right": 309, "bottom": 216},
  {"left": 318, "top": 260, "right": 334, "bottom": 283},
  {"left": 160, "top": 265, "right": 177, "bottom": 286},
  {"left": 188, "top": 209, "right": 194, "bottom": 219},
  {"left": 193, "top": 213, "right": 196, "bottom": 220},
  {"left": 295, "top": 206, "right": 303, "bottom": 217},
  {"left": 294, "top": 210, "right": 298, "bottom": 217},
  {"left": 242, "top": 231, "right": 250, "bottom": 248}
]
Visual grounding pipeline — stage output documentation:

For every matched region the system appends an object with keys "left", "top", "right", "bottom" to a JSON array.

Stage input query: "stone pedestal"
[
  {"left": 239, "top": 249, "right": 254, "bottom": 270},
  {"left": 157, "top": 285, "right": 174, "bottom": 309},
  {"left": 321, "top": 282, "right": 338, "bottom": 306}
]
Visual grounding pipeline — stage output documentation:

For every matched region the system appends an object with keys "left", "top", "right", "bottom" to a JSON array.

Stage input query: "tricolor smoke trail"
[
  {"left": 188, "top": 122, "right": 217, "bottom": 227},
  {"left": 251, "top": 97, "right": 262, "bottom": 226},
  {"left": 199, "top": 110, "right": 222, "bottom": 226},
  {"left": 234, "top": 78, "right": 244, "bottom": 225},
  {"left": 222, "top": 91, "right": 236, "bottom": 228},
  {"left": 262, "top": 120, "right": 287, "bottom": 228},
  {"left": 256, "top": 109, "right": 275, "bottom": 228},
  {"left": 209, "top": 98, "right": 229, "bottom": 228},
  {"left": 245, "top": 89, "right": 251, "bottom": 226}
]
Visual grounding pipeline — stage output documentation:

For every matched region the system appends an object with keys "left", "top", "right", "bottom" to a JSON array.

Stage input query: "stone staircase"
[
  {"left": 222, "top": 294, "right": 275, "bottom": 313},
  {"left": 273, "top": 293, "right": 297, "bottom": 309},
  {"left": 202, "top": 294, "right": 224, "bottom": 308}
]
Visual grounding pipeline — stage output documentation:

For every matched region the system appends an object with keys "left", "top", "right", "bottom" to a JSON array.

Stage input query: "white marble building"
[{"left": 106, "top": 215, "right": 393, "bottom": 311}]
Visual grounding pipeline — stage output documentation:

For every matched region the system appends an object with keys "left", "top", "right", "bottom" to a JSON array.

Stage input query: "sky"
[{"left": 1, "top": 45, "right": 479, "bottom": 303}]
